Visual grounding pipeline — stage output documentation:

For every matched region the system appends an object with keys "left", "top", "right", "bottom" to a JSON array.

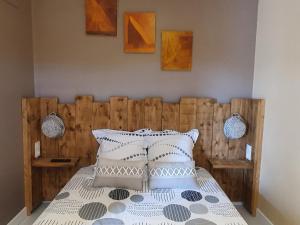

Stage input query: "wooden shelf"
[
  {"left": 208, "top": 159, "right": 254, "bottom": 170},
  {"left": 32, "top": 158, "right": 80, "bottom": 168}
]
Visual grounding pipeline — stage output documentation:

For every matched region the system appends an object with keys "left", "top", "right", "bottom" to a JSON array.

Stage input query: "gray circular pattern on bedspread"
[
  {"left": 109, "top": 189, "right": 130, "bottom": 200},
  {"left": 130, "top": 194, "right": 144, "bottom": 203},
  {"left": 79, "top": 202, "right": 107, "bottom": 220},
  {"left": 108, "top": 202, "right": 126, "bottom": 214},
  {"left": 181, "top": 190, "right": 202, "bottom": 202},
  {"left": 189, "top": 203, "right": 208, "bottom": 214},
  {"left": 55, "top": 192, "right": 70, "bottom": 200},
  {"left": 163, "top": 204, "right": 191, "bottom": 222},
  {"left": 92, "top": 218, "right": 125, "bottom": 225},
  {"left": 185, "top": 218, "right": 217, "bottom": 225},
  {"left": 205, "top": 195, "right": 219, "bottom": 203}
]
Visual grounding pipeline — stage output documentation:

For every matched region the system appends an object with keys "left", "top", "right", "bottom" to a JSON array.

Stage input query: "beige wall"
[
  {"left": 0, "top": 0, "right": 34, "bottom": 224},
  {"left": 32, "top": 0, "right": 258, "bottom": 103},
  {"left": 253, "top": 0, "right": 300, "bottom": 224}
]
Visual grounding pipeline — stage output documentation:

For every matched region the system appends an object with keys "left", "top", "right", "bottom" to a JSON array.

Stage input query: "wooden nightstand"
[
  {"left": 32, "top": 158, "right": 80, "bottom": 168},
  {"left": 208, "top": 159, "right": 254, "bottom": 173}
]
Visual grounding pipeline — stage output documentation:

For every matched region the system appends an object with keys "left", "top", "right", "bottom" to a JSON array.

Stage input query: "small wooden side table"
[
  {"left": 208, "top": 159, "right": 254, "bottom": 174},
  {"left": 32, "top": 157, "right": 80, "bottom": 168}
]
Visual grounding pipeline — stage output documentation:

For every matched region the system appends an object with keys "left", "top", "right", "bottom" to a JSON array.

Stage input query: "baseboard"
[
  {"left": 257, "top": 208, "right": 275, "bottom": 225},
  {"left": 7, "top": 207, "right": 27, "bottom": 225}
]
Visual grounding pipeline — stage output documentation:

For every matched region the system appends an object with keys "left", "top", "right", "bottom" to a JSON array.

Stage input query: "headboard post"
[
  {"left": 22, "top": 98, "right": 42, "bottom": 215},
  {"left": 244, "top": 99, "right": 265, "bottom": 215},
  {"left": 40, "top": 98, "right": 59, "bottom": 201}
]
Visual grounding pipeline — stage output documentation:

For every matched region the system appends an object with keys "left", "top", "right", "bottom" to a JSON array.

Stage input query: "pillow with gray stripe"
[
  {"left": 145, "top": 129, "right": 199, "bottom": 162},
  {"left": 148, "top": 161, "right": 198, "bottom": 189},
  {"left": 93, "top": 158, "right": 145, "bottom": 191},
  {"left": 92, "top": 129, "right": 151, "bottom": 162}
]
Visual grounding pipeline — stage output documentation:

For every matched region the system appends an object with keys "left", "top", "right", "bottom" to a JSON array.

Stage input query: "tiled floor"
[
  {"left": 20, "top": 203, "right": 270, "bottom": 225},
  {"left": 236, "top": 206, "right": 271, "bottom": 225},
  {"left": 21, "top": 203, "right": 48, "bottom": 225}
]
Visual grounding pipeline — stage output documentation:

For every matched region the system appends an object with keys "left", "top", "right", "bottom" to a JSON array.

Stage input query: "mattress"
[{"left": 33, "top": 166, "right": 248, "bottom": 225}]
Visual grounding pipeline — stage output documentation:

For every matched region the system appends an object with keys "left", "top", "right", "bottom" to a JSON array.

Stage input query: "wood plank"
[
  {"left": 75, "top": 96, "right": 94, "bottom": 166},
  {"left": 195, "top": 98, "right": 216, "bottom": 169},
  {"left": 92, "top": 102, "right": 111, "bottom": 163},
  {"left": 211, "top": 103, "right": 230, "bottom": 195},
  {"left": 22, "top": 98, "right": 32, "bottom": 215},
  {"left": 250, "top": 99, "right": 265, "bottom": 215},
  {"left": 40, "top": 98, "right": 59, "bottom": 157},
  {"left": 179, "top": 97, "right": 197, "bottom": 132},
  {"left": 58, "top": 104, "right": 76, "bottom": 158},
  {"left": 57, "top": 104, "right": 77, "bottom": 189},
  {"left": 228, "top": 99, "right": 253, "bottom": 202},
  {"left": 229, "top": 99, "right": 252, "bottom": 159},
  {"left": 29, "top": 99, "right": 43, "bottom": 213},
  {"left": 162, "top": 103, "right": 180, "bottom": 130},
  {"left": 93, "top": 102, "right": 110, "bottom": 129},
  {"left": 243, "top": 99, "right": 257, "bottom": 214},
  {"left": 110, "top": 97, "right": 128, "bottom": 130},
  {"left": 40, "top": 98, "right": 59, "bottom": 201},
  {"left": 32, "top": 158, "right": 80, "bottom": 168},
  {"left": 244, "top": 99, "right": 265, "bottom": 215},
  {"left": 128, "top": 100, "right": 145, "bottom": 131},
  {"left": 144, "top": 97, "right": 162, "bottom": 131},
  {"left": 208, "top": 159, "right": 253, "bottom": 170},
  {"left": 22, "top": 98, "right": 42, "bottom": 215},
  {"left": 212, "top": 103, "right": 230, "bottom": 159}
]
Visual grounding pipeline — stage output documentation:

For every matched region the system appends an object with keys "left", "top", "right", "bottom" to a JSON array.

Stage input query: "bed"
[
  {"left": 33, "top": 166, "right": 247, "bottom": 225},
  {"left": 23, "top": 96, "right": 264, "bottom": 224}
]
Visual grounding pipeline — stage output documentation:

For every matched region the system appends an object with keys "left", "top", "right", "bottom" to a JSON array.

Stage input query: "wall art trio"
[{"left": 85, "top": 0, "right": 193, "bottom": 71}]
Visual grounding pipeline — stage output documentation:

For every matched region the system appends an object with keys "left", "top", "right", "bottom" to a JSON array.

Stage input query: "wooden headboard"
[{"left": 22, "top": 96, "right": 265, "bottom": 215}]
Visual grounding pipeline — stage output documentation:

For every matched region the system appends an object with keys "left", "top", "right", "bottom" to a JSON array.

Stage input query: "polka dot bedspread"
[{"left": 33, "top": 166, "right": 248, "bottom": 225}]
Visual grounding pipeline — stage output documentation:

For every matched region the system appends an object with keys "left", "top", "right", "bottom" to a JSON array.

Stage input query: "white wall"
[{"left": 253, "top": 0, "right": 300, "bottom": 224}]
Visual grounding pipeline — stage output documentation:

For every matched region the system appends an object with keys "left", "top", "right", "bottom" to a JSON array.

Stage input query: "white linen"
[{"left": 33, "top": 166, "right": 248, "bottom": 225}]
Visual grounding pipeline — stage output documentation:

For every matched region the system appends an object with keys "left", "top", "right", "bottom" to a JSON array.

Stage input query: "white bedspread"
[{"left": 33, "top": 166, "right": 247, "bottom": 225}]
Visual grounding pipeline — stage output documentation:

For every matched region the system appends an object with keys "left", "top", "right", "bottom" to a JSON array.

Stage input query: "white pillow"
[
  {"left": 92, "top": 129, "right": 151, "bottom": 162},
  {"left": 145, "top": 129, "right": 199, "bottom": 162},
  {"left": 93, "top": 158, "right": 145, "bottom": 191},
  {"left": 148, "top": 161, "right": 198, "bottom": 189}
]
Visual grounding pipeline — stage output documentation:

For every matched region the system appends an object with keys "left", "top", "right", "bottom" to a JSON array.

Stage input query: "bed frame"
[{"left": 22, "top": 96, "right": 265, "bottom": 216}]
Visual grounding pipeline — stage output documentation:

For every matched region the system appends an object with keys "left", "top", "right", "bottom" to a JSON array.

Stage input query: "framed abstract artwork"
[
  {"left": 85, "top": 0, "right": 118, "bottom": 36},
  {"left": 161, "top": 31, "right": 193, "bottom": 71},
  {"left": 124, "top": 12, "right": 156, "bottom": 53}
]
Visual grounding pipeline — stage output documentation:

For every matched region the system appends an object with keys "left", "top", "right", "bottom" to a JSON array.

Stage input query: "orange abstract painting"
[
  {"left": 124, "top": 12, "right": 156, "bottom": 53},
  {"left": 85, "top": 0, "right": 117, "bottom": 36},
  {"left": 161, "top": 31, "right": 193, "bottom": 71}
]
